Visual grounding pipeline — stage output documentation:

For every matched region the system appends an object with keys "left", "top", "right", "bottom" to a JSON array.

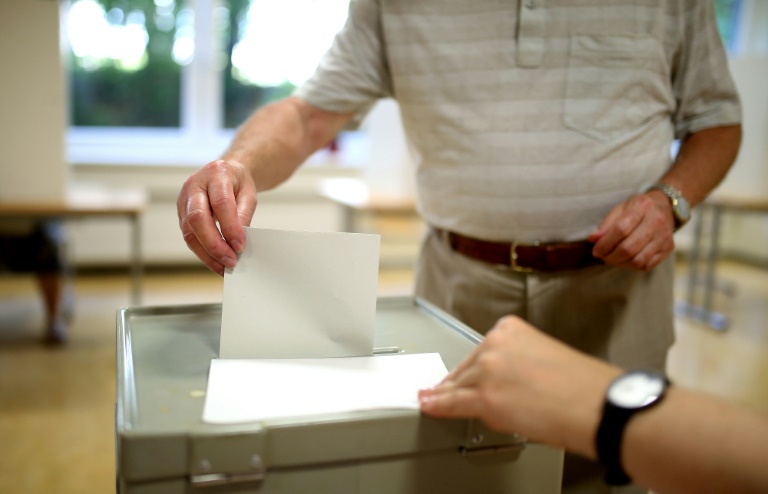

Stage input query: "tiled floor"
[{"left": 0, "top": 259, "right": 766, "bottom": 493}]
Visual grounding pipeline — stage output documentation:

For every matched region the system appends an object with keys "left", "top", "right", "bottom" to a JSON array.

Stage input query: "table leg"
[
  {"left": 130, "top": 214, "right": 143, "bottom": 305},
  {"left": 343, "top": 205, "right": 356, "bottom": 232},
  {"left": 701, "top": 205, "right": 728, "bottom": 330},
  {"left": 701, "top": 206, "right": 721, "bottom": 318},
  {"left": 685, "top": 206, "right": 705, "bottom": 310},
  {"left": 676, "top": 204, "right": 729, "bottom": 331}
]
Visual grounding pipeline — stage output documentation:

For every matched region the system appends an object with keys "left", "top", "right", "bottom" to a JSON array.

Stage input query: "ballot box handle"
[
  {"left": 461, "top": 420, "right": 527, "bottom": 459},
  {"left": 190, "top": 470, "right": 265, "bottom": 488}
]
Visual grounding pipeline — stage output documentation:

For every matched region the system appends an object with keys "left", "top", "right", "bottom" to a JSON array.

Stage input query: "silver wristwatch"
[{"left": 646, "top": 182, "right": 691, "bottom": 230}]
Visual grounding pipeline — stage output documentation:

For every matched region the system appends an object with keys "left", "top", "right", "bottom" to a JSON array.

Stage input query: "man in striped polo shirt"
[{"left": 178, "top": 1, "right": 741, "bottom": 491}]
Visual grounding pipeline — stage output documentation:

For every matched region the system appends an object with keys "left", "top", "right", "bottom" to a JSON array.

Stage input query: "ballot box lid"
[{"left": 115, "top": 297, "right": 528, "bottom": 484}]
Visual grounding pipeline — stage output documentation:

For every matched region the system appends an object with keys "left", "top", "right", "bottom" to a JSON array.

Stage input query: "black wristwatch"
[
  {"left": 646, "top": 182, "right": 691, "bottom": 231},
  {"left": 596, "top": 370, "right": 670, "bottom": 486}
]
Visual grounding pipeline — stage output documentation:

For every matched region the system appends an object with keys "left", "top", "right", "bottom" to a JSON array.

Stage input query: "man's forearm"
[
  {"left": 222, "top": 96, "right": 355, "bottom": 192},
  {"left": 659, "top": 125, "right": 742, "bottom": 207}
]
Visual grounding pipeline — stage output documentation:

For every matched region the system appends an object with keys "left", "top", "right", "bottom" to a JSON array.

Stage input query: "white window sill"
[{"left": 67, "top": 128, "right": 370, "bottom": 169}]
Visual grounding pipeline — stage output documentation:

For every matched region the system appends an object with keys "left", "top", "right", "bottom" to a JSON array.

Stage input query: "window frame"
[{"left": 64, "top": 0, "right": 359, "bottom": 167}]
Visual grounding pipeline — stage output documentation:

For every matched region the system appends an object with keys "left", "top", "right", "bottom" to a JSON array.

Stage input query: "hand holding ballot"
[
  {"left": 419, "top": 316, "right": 768, "bottom": 494},
  {"left": 177, "top": 159, "right": 257, "bottom": 276}
]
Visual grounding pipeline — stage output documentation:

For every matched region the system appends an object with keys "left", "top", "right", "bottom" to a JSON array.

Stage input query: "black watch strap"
[
  {"left": 596, "top": 371, "right": 670, "bottom": 486},
  {"left": 596, "top": 406, "right": 633, "bottom": 485}
]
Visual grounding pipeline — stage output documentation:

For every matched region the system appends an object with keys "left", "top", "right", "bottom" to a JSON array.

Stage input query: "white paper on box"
[{"left": 202, "top": 353, "right": 449, "bottom": 424}]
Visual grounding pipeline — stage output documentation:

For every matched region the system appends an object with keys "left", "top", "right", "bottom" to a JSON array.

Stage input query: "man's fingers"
[
  {"left": 589, "top": 204, "right": 624, "bottom": 242},
  {"left": 183, "top": 189, "right": 238, "bottom": 269},
  {"left": 600, "top": 224, "right": 654, "bottom": 265},
  {"left": 177, "top": 160, "right": 258, "bottom": 274},
  {"left": 229, "top": 178, "right": 258, "bottom": 253},
  {"left": 592, "top": 210, "right": 643, "bottom": 260},
  {"left": 631, "top": 237, "right": 674, "bottom": 271},
  {"left": 599, "top": 203, "right": 674, "bottom": 269},
  {"left": 204, "top": 162, "right": 249, "bottom": 255},
  {"left": 209, "top": 161, "right": 258, "bottom": 255},
  {"left": 181, "top": 224, "right": 226, "bottom": 276}
]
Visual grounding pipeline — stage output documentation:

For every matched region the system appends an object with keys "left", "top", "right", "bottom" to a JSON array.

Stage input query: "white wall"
[
  {"left": 719, "top": 58, "right": 768, "bottom": 197},
  {"left": 0, "top": 0, "right": 67, "bottom": 201},
  {"left": 709, "top": 3, "right": 768, "bottom": 264},
  {"left": 359, "top": 99, "right": 416, "bottom": 196}
]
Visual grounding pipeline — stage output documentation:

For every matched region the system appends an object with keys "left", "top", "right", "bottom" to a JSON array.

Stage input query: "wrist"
[
  {"left": 645, "top": 182, "right": 691, "bottom": 230},
  {"left": 645, "top": 189, "right": 677, "bottom": 231},
  {"left": 219, "top": 156, "right": 247, "bottom": 170},
  {"left": 562, "top": 364, "right": 623, "bottom": 461}
]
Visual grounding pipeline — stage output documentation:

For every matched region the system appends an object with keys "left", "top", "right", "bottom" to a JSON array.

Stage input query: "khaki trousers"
[{"left": 414, "top": 228, "right": 676, "bottom": 493}]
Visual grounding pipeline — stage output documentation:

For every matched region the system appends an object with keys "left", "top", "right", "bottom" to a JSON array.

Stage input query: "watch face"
[
  {"left": 608, "top": 372, "right": 666, "bottom": 409},
  {"left": 673, "top": 197, "right": 691, "bottom": 221}
]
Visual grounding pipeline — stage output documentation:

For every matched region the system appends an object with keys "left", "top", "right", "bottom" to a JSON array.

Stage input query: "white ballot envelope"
[
  {"left": 202, "top": 353, "right": 450, "bottom": 424},
  {"left": 219, "top": 227, "right": 381, "bottom": 359}
]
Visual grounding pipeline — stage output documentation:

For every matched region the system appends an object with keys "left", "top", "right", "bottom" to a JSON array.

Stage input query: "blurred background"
[{"left": 0, "top": 0, "right": 766, "bottom": 492}]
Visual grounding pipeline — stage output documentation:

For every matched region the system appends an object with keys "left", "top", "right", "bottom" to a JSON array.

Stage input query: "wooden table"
[
  {"left": 677, "top": 194, "right": 768, "bottom": 331},
  {"left": 0, "top": 189, "right": 147, "bottom": 304},
  {"left": 317, "top": 178, "right": 417, "bottom": 233}
]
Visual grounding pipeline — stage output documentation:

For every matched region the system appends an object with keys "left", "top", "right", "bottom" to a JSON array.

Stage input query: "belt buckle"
[{"left": 510, "top": 241, "right": 539, "bottom": 273}]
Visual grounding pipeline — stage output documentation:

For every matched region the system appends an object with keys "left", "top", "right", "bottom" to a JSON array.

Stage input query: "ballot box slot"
[{"left": 373, "top": 346, "right": 403, "bottom": 354}]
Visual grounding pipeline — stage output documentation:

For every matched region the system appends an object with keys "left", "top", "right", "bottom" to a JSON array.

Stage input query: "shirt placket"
[{"left": 517, "top": 0, "right": 546, "bottom": 67}]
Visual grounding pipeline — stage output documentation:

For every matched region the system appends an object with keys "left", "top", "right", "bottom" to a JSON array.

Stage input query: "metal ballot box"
[{"left": 116, "top": 297, "right": 563, "bottom": 493}]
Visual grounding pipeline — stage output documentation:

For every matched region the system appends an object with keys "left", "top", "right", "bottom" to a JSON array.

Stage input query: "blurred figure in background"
[{"left": 0, "top": 221, "right": 68, "bottom": 344}]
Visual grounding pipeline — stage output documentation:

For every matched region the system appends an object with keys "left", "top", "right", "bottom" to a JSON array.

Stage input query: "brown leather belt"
[{"left": 436, "top": 228, "right": 603, "bottom": 272}]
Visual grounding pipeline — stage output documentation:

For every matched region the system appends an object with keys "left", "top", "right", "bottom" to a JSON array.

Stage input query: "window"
[
  {"left": 715, "top": 0, "right": 743, "bottom": 55},
  {"left": 222, "top": 0, "right": 349, "bottom": 128},
  {"left": 62, "top": 0, "right": 352, "bottom": 166},
  {"left": 65, "top": 0, "right": 184, "bottom": 128}
]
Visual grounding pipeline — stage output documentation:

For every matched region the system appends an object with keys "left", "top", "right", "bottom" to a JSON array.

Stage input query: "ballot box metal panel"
[{"left": 116, "top": 297, "right": 563, "bottom": 493}]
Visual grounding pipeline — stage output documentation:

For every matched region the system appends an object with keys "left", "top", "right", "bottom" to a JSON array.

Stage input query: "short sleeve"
[
  {"left": 293, "top": 0, "right": 392, "bottom": 124},
  {"left": 672, "top": 1, "right": 742, "bottom": 139}
]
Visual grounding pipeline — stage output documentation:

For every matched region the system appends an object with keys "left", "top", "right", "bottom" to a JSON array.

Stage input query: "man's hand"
[
  {"left": 177, "top": 159, "right": 257, "bottom": 276},
  {"left": 419, "top": 316, "right": 620, "bottom": 459},
  {"left": 588, "top": 192, "right": 676, "bottom": 271}
]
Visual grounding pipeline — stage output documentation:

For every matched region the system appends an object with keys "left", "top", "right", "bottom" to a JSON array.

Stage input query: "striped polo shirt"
[{"left": 295, "top": 0, "right": 741, "bottom": 243}]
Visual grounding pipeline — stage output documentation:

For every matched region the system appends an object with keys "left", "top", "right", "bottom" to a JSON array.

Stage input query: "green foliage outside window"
[
  {"left": 67, "top": 0, "right": 182, "bottom": 127},
  {"left": 222, "top": 0, "right": 296, "bottom": 129}
]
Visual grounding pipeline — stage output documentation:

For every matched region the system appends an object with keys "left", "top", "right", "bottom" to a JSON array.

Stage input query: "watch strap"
[
  {"left": 596, "top": 371, "right": 670, "bottom": 486},
  {"left": 596, "top": 404, "right": 633, "bottom": 485},
  {"left": 646, "top": 182, "right": 681, "bottom": 201}
]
